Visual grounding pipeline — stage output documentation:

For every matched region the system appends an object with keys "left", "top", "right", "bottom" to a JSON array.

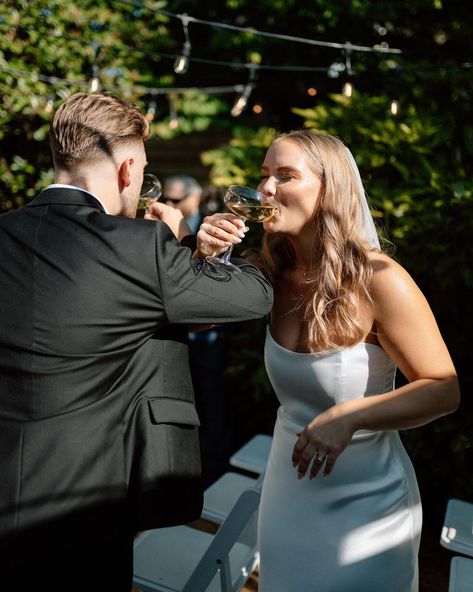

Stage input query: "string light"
[
  {"left": 307, "top": 87, "right": 318, "bottom": 96},
  {"left": 169, "top": 109, "right": 179, "bottom": 129},
  {"left": 145, "top": 94, "right": 157, "bottom": 121},
  {"left": 342, "top": 81, "right": 354, "bottom": 97},
  {"left": 44, "top": 95, "right": 55, "bottom": 113},
  {"left": 252, "top": 104, "right": 263, "bottom": 114},
  {"left": 341, "top": 42, "right": 354, "bottom": 97},
  {"left": 89, "top": 42, "right": 101, "bottom": 92},
  {"left": 168, "top": 93, "right": 179, "bottom": 128},
  {"left": 115, "top": 0, "right": 403, "bottom": 55},
  {"left": 174, "top": 14, "right": 191, "bottom": 75},
  {"left": 389, "top": 99, "right": 400, "bottom": 116},
  {"left": 89, "top": 64, "right": 100, "bottom": 92},
  {"left": 231, "top": 67, "right": 256, "bottom": 117}
]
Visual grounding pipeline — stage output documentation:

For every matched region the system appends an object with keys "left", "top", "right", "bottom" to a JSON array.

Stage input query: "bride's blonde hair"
[{"left": 262, "top": 130, "right": 380, "bottom": 352}]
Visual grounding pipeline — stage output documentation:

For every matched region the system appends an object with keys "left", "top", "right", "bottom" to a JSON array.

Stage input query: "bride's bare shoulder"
[{"left": 368, "top": 250, "right": 424, "bottom": 306}]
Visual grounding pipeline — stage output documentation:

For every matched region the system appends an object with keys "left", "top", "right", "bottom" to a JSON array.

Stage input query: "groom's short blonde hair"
[{"left": 49, "top": 92, "right": 149, "bottom": 170}]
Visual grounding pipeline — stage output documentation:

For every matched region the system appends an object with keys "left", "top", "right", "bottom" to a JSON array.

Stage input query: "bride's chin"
[{"left": 263, "top": 221, "right": 276, "bottom": 233}]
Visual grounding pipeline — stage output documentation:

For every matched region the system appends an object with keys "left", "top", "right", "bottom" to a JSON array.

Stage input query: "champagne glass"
[
  {"left": 136, "top": 173, "right": 162, "bottom": 218},
  {"left": 206, "top": 184, "right": 276, "bottom": 274}
]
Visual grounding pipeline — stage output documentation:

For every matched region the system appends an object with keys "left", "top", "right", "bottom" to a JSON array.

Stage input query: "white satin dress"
[{"left": 258, "top": 328, "right": 422, "bottom": 592}]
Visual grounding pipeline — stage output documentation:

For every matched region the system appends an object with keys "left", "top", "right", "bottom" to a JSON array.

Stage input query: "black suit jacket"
[{"left": 0, "top": 187, "right": 273, "bottom": 556}]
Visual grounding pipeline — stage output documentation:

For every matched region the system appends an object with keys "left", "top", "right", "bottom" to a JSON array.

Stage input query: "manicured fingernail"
[{"left": 298, "top": 472, "right": 303, "bottom": 480}]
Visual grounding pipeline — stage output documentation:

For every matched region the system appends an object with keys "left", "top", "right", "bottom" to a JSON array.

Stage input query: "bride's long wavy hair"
[{"left": 262, "top": 130, "right": 380, "bottom": 352}]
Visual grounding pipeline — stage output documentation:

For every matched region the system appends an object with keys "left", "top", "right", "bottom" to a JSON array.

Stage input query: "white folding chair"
[
  {"left": 448, "top": 555, "right": 473, "bottom": 592},
  {"left": 229, "top": 434, "right": 272, "bottom": 475},
  {"left": 133, "top": 487, "right": 261, "bottom": 592},
  {"left": 202, "top": 472, "right": 259, "bottom": 524},
  {"left": 440, "top": 499, "right": 473, "bottom": 558}
]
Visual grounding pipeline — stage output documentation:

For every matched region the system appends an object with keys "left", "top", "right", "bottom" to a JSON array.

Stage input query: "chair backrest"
[{"left": 182, "top": 487, "right": 261, "bottom": 592}]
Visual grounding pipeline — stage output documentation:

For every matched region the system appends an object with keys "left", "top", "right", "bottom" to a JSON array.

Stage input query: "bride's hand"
[
  {"left": 291, "top": 403, "right": 356, "bottom": 479},
  {"left": 195, "top": 213, "right": 248, "bottom": 259}
]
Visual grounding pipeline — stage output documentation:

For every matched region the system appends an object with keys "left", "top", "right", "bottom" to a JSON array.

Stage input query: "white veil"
[{"left": 345, "top": 147, "right": 381, "bottom": 249}]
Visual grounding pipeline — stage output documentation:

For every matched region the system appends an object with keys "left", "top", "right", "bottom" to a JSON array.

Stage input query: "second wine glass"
[
  {"left": 136, "top": 173, "right": 162, "bottom": 218},
  {"left": 205, "top": 184, "right": 276, "bottom": 274}
]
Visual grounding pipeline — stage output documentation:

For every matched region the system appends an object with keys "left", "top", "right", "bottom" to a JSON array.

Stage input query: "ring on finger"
[{"left": 315, "top": 452, "right": 327, "bottom": 463}]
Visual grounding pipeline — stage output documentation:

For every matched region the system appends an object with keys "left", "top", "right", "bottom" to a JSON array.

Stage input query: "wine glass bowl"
[
  {"left": 205, "top": 184, "right": 276, "bottom": 274},
  {"left": 224, "top": 185, "right": 276, "bottom": 223},
  {"left": 136, "top": 173, "right": 162, "bottom": 218}
]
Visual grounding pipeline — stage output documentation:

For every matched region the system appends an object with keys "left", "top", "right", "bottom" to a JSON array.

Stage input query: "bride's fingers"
[
  {"left": 292, "top": 431, "right": 308, "bottom": 466},
  {"left": 292, "top": 432, "right": 317, "bottom": 478},
  {"left": 309, "top": 450, "right": 329, "bottom": 480},
  {"left": 200, "top": 225, "right": 243, "bottom": 245},
  {"left": 202, "top": 213, "right": 247, "bottom": 232}
]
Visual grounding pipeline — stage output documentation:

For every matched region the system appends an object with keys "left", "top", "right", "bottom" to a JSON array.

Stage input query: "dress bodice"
[{"left": 264, "top": 326, "right": 396, "bottom": 426}]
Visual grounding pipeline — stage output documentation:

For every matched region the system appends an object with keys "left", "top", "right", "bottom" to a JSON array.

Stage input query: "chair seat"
[
  {"left": 440, "top": 499, "right": 473, "bottom": 558},
  {"left": 133, "top": 488, "right": 261, "bottom": 592},
  {"left": 448, "top": 555, "right": 473, "bottom": 592},
  {"left": 202, "top": 472, "right": 258, "bottom": 524},
  {"left": 229, "top": 434, "right": 272, "bottom": 475}
]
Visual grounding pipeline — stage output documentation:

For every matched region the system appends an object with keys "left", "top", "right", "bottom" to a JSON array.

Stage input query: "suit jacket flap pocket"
[{"left": 148, "top": 398, "right": 200, "bottom": 427}]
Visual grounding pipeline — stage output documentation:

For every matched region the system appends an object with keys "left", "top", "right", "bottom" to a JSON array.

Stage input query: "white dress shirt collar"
[{"left": 45, "top": 184, "right": 110, "bottom": 214}]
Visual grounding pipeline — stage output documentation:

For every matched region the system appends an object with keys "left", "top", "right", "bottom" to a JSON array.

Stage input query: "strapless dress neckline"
[{"left": 266, "top": 326, "right": 385, "bottom": 357}]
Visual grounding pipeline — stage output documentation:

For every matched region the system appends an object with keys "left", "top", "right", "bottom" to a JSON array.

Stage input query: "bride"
[{"left": 193, "top": 129, "right": 460, "bottom": 591}]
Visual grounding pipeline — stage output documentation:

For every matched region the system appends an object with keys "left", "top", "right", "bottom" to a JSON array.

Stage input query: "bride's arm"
[{"left": 293, "top": 253, "right": 460, "bottom": 479}]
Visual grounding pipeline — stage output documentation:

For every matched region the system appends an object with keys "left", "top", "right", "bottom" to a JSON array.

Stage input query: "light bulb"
[
  {"left": 231, "top": 95, "right": 248, "bottom": 117},
  {"left": 146, "top": 99, "right": 157, "bottom": 122},
  {"left": 342, "top": 81, "right": 353, "bottom": 97},
  {"left": 390, "top": 99, "right": 400, "bottom": 116},
  {"left": 174, "top": 41, "right": 191, "bottom": 75},
  {"left": 89, "top": 65, "right": 100, "bottom": 92},
  {"left": 44, "top": 97, "right": 54, "bottom": 113}
]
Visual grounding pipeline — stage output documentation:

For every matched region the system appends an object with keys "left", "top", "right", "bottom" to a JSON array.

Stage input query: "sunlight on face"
[{"left": 258, "top": 139, "right": 322, "bottom": 237}]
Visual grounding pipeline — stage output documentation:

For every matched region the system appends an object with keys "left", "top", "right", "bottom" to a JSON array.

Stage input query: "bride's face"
[{"left": 257, "top": 139, "right": 322, "bottom": 237}]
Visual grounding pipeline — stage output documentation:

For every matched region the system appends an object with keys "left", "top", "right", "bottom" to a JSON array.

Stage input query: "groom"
[{"left": 0, "top": 91, "right": 273, "bottom": 592}]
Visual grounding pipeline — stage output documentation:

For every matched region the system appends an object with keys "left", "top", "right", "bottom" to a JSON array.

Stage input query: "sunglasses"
[{"left": 163, "top": 193, "right": 192, "bottom": 204}]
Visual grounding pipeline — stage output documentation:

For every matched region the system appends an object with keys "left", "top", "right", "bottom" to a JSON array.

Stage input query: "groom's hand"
[{"left": 145, "top": 202, "right": 192, "bottom": 241}]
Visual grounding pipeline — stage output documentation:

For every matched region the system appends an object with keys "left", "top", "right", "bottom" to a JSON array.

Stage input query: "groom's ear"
[{"left": 117, "top": 157, "right": 134, "bottom": 190}]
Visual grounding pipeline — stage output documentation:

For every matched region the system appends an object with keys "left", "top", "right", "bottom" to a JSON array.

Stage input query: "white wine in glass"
[
  {"left": 206, "top": 184, "right": 276, "bottom": 274},
  {"left": 136, "top": 173, "right": 162, "bottom": 218}
]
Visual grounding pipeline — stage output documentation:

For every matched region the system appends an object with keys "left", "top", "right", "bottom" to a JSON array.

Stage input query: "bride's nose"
[{"left": 258, "top": 176, "right": 277, "bottom": 198}]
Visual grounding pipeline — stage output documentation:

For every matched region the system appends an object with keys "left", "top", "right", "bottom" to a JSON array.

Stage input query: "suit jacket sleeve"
[{"left": 154, "top": 222, "right": 273, "bottom": 324}]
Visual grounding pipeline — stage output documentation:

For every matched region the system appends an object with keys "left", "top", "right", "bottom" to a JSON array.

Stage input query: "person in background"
[
  {"left": 0, "top": 92, "right": 273, "bottom": 592},
  {"left": 162, "top": 175, "right": 203, "bottom": 233},
  {"left": 162, "top": 175, "right": 235, "bottom": 486},
  {"left": 194, "top": 129, "right": 460, "bottom": 592}
]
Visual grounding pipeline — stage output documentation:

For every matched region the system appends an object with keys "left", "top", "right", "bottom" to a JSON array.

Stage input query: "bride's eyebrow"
[{"left": 260, "top": 165, "right": 300, "bottom": 173}]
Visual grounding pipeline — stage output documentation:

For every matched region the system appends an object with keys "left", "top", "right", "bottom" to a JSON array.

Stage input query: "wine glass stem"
[{"left": 221, "top": 244, "right": 234, "bottom": 264}]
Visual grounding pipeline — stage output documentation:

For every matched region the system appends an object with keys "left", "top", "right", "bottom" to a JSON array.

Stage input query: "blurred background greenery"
[{"left": 1, "top": 0, "right": 472, "bottom": 526}]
